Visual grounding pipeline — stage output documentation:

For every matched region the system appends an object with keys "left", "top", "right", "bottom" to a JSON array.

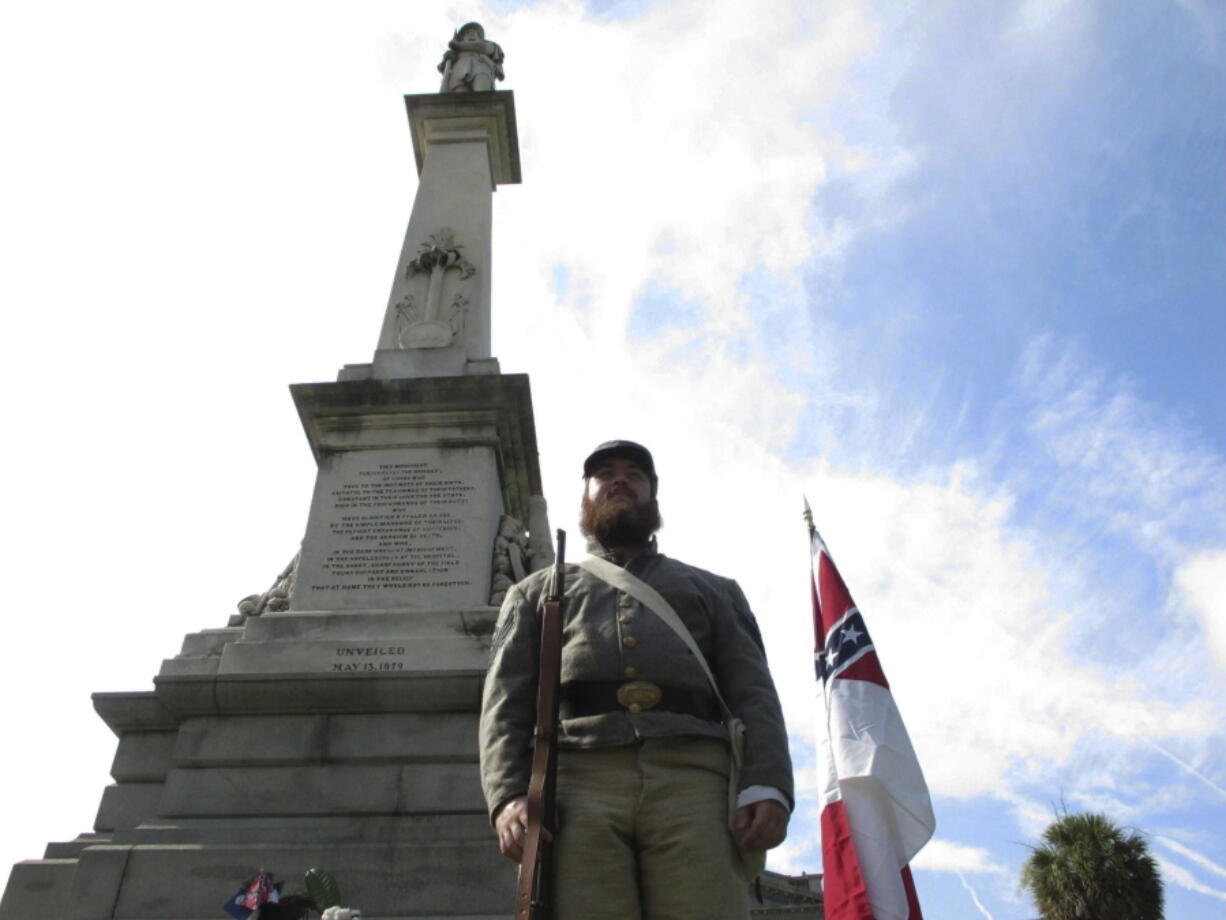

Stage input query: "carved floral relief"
[{"left": 395, "top": 227, "right": 475, "bottom": 349}]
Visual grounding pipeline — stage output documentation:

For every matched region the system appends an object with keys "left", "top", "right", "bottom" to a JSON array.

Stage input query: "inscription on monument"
[
  {"left": 332, "top": 645, "right": 408, "bottom": 672},
  {"left": 312, "top": 462, "right": 476, "bottom": 593},
  {"left": 294, "top": 445, "right": 504, "bottom": 611}
]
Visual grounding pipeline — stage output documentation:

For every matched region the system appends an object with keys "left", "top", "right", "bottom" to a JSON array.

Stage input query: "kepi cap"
[{"left": 583, "top": 440, "right": 657, "bottom": 494}]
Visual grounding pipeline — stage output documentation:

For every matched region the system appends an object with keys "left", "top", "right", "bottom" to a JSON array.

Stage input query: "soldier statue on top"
[{"left": 439, "top": 22, "right": 505, "bottom": 93}]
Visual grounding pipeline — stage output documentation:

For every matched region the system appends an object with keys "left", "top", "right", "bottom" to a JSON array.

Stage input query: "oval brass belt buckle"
[{"left": 617, "top": 680, "right": 662, "bottom": 711}]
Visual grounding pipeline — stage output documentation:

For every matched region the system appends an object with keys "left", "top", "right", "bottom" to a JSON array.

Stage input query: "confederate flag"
[{"left": 808, "top": 502, "right": 935, "bottom": 920}]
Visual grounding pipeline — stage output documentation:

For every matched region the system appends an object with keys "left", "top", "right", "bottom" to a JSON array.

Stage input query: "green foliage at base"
[{"left": 305, "top": 868, "right": 343, "bottom": 912}]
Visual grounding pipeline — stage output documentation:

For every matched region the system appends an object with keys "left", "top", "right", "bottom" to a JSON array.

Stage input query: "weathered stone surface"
[
  {"left": 62, "top": 845, "right": 132, "bottom": 920},
  {"left": 172, "top": 711, "right": 477, "bottom": 767},
  {"left": 179, "top": 628, "right": 240, "bottom": 657},
  {"left": 159, "top": 763, "right": 484, "bottom": 818},
  {"left": 0, "top": 861, "right": 73, "bottom": 919},
  {"left": 107, "top": 813, "right": 492, "bottom": 847},
  {"left": 406, "top": 91, "right": 521, "bottom": 185},
  {"left": 44, "top": 834, "right": 108, "bottom": 859},
  {"left": 94, "top": 784, "right": 163, "bottom": 833},
  {"left": 110, "top": 732, "right": 176, "bottom": 782},
  {"left": 290, "top": 375, "right": 543, "bottom": 523},
  {"left": 327, "top": 712, "right": 477, "bottom": 762},
  {"left": 242, "top": 608, "right": 499, "bottom": 641},
  {"left": 155, "top": 655, "right": 221, "bottom": 676},
  {"left": 173, "top": 714, "right": 328, "bottom": 765},
  {"left": 153, "top": 671, "right": 485, "bottom": 717},
  {"left": 92, "top": 692, "right": 177, "bottom": 735}
]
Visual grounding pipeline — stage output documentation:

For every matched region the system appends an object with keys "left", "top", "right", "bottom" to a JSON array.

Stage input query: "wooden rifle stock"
[{"left": 515, "top": 529, "right": 566, "bottom": 920}]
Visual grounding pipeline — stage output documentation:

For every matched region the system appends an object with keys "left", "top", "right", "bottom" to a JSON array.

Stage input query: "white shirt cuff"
[{"left": 736, "top": 784, "right": 791, "bottom": 812}]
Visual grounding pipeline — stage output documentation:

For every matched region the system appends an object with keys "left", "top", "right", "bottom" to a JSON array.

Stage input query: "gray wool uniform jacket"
[{"left": 479, "top": 541, "right": 794, "bottom": 821}]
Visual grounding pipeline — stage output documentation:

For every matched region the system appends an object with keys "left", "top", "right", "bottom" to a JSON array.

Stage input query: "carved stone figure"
[
  {"left": 446, "top": 294, "right": 468, "bottom": 337},
  {"left": 438, "top": 22, "right": 505, "bottom": 93},
  {"left": 230, "top": 550, "right": 300, "bottom": 626},
  {"left": 488, "top": 498, "right": 555, "bottom": 605},
  {"left": 489, "top": 514, "right": 530, "bottom": 606}
]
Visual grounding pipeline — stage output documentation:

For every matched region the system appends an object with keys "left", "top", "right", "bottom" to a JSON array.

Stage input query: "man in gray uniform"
[{"left": 479, "top": 440, "right": 793, "bottom": 919}]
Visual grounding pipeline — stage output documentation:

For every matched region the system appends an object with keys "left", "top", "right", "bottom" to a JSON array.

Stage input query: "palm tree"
[{"left": 1021, "top": 811, "right": 1163, "bottom": 920}]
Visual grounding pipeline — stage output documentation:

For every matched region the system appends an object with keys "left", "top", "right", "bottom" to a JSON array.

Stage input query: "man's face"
[
  {"left": 585, "top": 456, "right": 653, "bottom": 508},
  {"left": 580, "top": 455, "right": 660, "bottom": 547}
]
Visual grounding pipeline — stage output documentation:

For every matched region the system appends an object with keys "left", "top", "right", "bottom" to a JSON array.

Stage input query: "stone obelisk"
[{"left": 0, "top": 23, "right": 545, "bottom": 920}]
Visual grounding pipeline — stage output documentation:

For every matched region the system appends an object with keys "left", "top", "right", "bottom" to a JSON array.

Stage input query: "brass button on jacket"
[
  {"left": 622, "top": 635, "right": 637, "bottom": 648},
  {"left": 618, "top": 614, "right": 632, "bottom": 624},
  {"left": 623, "top": 666, "right": 638, "bottom": 679}
]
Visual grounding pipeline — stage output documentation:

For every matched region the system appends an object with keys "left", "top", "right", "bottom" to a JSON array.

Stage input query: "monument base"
[
  {"left": 0, "top": 627, "right": 513, "bottom": 919},
  {"left": 0, "top": 370, "right": 547, "bottom": 919}
]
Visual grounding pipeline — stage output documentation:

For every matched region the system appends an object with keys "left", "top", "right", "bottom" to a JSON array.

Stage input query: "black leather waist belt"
[{"left": 559, "top": 680, "right": 722, "bottom": 722}]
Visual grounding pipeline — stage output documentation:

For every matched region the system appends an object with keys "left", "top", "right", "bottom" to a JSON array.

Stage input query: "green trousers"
[{"left": 553, "top": 736, "right": 749, "bottom": 920}]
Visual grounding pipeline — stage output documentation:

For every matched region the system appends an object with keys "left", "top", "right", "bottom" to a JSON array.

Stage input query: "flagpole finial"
[{"left": 802, "top": 495, "right": 814, "bottom": 532}]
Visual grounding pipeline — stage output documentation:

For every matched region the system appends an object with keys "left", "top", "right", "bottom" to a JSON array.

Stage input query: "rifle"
[{"left": 515, "top": 529, "right": 566, "bottom": 920}]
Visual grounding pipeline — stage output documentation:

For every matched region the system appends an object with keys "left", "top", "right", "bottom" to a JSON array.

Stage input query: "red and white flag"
[{"left": 808, "top": 502, "right": 934, "bottom": 920}]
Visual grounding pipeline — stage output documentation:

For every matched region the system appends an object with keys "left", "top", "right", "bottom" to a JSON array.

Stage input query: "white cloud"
[
  {"left": 1156, "top": 835, "right": 1226, "bottom": 880},
  {"left": 490, "top": 0, "right": 876, "bottom": 350},
  {"left": 1014, "top": 338, "right": 1226, "bottom": 562},
  {"left": 1176, "top": 550, "right": 1226, "bottom": 673},
  {"left": 1156, "top": 857, "right": 1226, "bottom": 903},
  {"left": 912, "top": 839, "right": 1006, "bottom": 875}
]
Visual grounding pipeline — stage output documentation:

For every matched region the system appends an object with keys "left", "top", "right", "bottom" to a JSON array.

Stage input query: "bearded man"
[{"left": 479, "top": 440, "right": 793, "bottom": 920}]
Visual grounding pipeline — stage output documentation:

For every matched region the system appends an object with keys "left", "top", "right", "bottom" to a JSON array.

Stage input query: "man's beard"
[{"left": 580, "top": 494, "right": 662, "bottom": 548}]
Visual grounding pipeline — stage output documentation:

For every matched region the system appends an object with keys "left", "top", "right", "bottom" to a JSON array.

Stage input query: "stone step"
[
  {"left": 153, "top": 670, "right": 486, "bottom": 716},
  {"left": 63, "top": 839, "right": 518, "bottom": 919},
  {"left": 160, "top": 762, "right": 486, "bottom": 818},
  {"left": 108, "top": 813, "right": 493, "bottom": 847},
  {"left": 44, "top": 834, "right": 110, "bottom": 859},
  {"left": 0, "top": 859, "right": 75, "bottom": 918},
  {"left": 172, "top": 711, "right": 478, "bottom": 768}
]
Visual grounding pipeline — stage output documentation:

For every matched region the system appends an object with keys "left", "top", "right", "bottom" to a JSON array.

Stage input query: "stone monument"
[{"left": 0, "top": 24, "right": 545, "bottom": 920}]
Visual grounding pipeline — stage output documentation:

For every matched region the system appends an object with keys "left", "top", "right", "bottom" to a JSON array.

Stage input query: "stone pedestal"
[{"left": 290, "top": 374, "right": 542, "bottom": 614}]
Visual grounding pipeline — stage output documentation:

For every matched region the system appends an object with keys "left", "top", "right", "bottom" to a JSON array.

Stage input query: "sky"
[{"left": 1, "top": 1, "right": 1224, "bottom": 918}]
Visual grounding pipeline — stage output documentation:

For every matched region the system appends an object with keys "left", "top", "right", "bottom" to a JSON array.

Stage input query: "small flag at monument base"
[
  {"left": 806, "top": 500, "right": 934, "bottom": 920},
  {"left": 223, "top": 872, "right": 279, "bottom": 919}
]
